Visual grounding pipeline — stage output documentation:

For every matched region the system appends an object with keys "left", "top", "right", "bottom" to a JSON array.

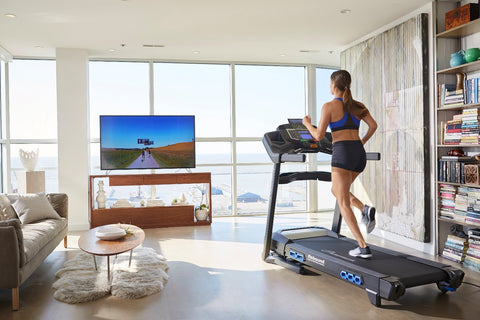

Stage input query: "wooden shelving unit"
[
  {"left": 88, "top": 173, "right": 212, "bottom": 229},
  {"left": 435, "top": 3, "right": 480, "bottom": 259}
]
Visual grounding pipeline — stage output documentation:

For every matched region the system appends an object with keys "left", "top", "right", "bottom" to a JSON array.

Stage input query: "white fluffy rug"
[{"left": 53, "top": 247, "right": 169, "bottom": 303}]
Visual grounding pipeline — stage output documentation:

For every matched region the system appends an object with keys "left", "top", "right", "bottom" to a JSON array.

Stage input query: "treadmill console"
[{"left": 263, "top": 119, "right": 332, "bottom": 163}]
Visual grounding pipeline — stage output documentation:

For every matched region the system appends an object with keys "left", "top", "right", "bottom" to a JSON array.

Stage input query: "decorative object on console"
[
  {"left": 450, "top": 51, "right": 466, "bottom": 68},
  {"left": 171, "top": 193, "right": 187, "bottom": 205},
  {"left": 112, "top": 199, "right": 134, "bottom": 208},
  {"left": 96, "top": 180, "right": 107, "bottom": 209},
  {"left": 19, "top": 148, "right": 39, "bottom": 172},
  {"left": 195, "top": 204, "right": 209, "bottom": 221},
  {"left": 147, "top": 199, "right": 165, "bottom": 207}
]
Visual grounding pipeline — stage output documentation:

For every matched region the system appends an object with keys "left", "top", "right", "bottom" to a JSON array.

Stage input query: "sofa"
[{"left": 0, "top": 193, "right": 68, "bottom": 311}]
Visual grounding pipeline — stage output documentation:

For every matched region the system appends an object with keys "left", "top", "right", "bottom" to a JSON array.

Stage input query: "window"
[
  {"left": 235, "top": 65, "right": 306, "bottom": 137},
  {"left": 154, "top": 63, "right": 231, "bottom": 137},
  {"left": 6, "top": 59, "right": 58, "bottom": 193},
  {"left": 89, "top": 61, "right": 149, "bottom": 140},
  {"left": 316, "top": 67, "right": 338, "bottom": 211}
]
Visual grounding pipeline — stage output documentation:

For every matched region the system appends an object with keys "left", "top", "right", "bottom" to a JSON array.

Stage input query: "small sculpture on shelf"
[
  {"left": 171, "top": 192, "right": 187, "bottom": 205},
  {"left": 19, "top": 148, "right": 39, "bottom": 172},
  {"left": 96, "top": 180, "right": 107, "bottom": 209}
]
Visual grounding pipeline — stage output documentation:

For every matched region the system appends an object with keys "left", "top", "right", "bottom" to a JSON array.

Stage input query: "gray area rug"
[{"left": 53, "top": 246, "right": 169, "bottom": 303}]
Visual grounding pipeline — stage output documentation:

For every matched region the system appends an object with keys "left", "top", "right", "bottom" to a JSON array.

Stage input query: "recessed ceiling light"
[
  {"left": 280, "top": 54, "right": 286, "bottom": 57},
  {"left": 340, "top": 9, "right": 351, "bottom": 14},
  {"left": 5, "top": 13, "right": 16, "bottom": 18},
  {"left": 34, "top": 45, "right": 44, "bottom": 49},
  {"left": 299, "top": 50, "right": 320, "bottom": 53},
  {"left": 108, "top": 48, "right": 116, "bottom": 52},
  {"left": 192, "top": 51, "right": 200, "bottom": 54}
]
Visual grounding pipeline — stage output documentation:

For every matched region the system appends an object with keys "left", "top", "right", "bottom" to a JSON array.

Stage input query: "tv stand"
[{"left": 88, "top": 173, "right": 212, "bottom": 229}]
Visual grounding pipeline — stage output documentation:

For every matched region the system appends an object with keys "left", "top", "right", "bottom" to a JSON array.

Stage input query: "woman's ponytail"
[{"left": 331, "top": 70, "right": 369, "bottom": 119}]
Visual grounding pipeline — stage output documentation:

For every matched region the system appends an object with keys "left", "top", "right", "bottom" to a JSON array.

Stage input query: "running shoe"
[
  {"left": 362, "top": 205, "right": 376, "bottom": 234},
  {"left": 348, "top": 246, "right": 372, "bottom": 258}
]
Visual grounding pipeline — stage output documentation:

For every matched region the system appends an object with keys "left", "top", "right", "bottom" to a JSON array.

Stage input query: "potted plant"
[{"left": 195, "top": 204, "right": 209, "bottom": 221}]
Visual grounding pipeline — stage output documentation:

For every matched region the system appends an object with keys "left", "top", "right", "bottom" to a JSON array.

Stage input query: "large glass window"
[
  {"left": 8, "top": 60, "right": 57, "bottom": 139},
  {"left": 6, "top": 59, "right": 58, "bottom": 193},
  {"left": 153, "top": 63, "right": 231, "bottom": 137},
  {"left": 89, "top": 61, "right": 149, "bottom": 140},
  {"left": 235, "top": 65, "right": 306, "bottom": 137},
  {"left": 88, "top": 61, "right": 335, "bottom": 216},
  {"left": 316, "top": 67, "right": 338, "bottom": 211}
]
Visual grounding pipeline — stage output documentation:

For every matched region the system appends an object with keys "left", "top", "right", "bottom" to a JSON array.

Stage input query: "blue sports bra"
[{"left": 329, "top": 97, "right": 360, "bottom": 132}]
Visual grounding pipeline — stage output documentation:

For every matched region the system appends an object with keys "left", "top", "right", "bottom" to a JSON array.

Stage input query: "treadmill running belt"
[{"left": 294, "top": 237, "right": 447, "bottom": 287}]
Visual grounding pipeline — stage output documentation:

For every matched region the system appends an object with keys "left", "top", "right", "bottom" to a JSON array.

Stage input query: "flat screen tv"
[{"left": 100, "top": 115, "right": 195, "bottom": 170}]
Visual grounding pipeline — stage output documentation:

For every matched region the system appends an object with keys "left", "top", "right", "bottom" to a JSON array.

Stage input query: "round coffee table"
[{"left": 78, "top": 224, "right": 145, "bottom": 283}]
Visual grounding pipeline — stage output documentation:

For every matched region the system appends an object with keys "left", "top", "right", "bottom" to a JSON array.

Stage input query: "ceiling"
[{"left": 0, "top": 0, "right": 433, "bottom": 67}]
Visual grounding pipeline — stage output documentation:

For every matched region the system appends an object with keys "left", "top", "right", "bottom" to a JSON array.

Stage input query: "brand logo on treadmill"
[{"left": 307, "top": 254, "right": 325, "bottom": 266}]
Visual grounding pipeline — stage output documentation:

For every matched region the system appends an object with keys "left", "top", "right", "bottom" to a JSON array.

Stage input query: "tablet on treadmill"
[{"left": 288, "top": 118, "right": 307, "bottom": 130}]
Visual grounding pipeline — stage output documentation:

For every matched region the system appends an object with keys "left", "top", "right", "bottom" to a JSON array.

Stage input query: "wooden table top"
[{"left": 78, "top": 224, "right": 145, "bottom": 256}]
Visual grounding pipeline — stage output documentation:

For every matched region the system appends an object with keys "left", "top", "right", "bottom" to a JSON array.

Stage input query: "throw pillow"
[
  {"left": 0, "top": 194, "right": 17, "bottom": 220},
  {"left": 12, "top": 193, "right": 61, "bottom": 224}
]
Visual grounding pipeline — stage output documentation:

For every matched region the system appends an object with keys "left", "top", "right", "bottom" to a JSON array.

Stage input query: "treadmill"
[{"left": 262, "top": 120, "right": 464, "bottom": 307}]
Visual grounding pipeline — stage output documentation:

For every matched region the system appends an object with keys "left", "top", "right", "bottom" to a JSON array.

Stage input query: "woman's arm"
[
  {"left": 361, "top": 113, "right": 377, "bottom": 145},
  {"left": 303, "top": 103, "right": 330, "bottom": 141}
]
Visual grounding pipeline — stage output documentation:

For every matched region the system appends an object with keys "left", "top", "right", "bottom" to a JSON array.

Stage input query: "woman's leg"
[
  {"left": 349, "top": 172, "right": 364, "bottom": 211},
  {"left": 331, "top": 167, "right": 367, "bottom": 248}
]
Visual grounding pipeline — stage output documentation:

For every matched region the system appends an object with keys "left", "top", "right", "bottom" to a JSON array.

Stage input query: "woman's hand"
[{"left": 302, "top": 115, "right": 312, "bottom": 127}]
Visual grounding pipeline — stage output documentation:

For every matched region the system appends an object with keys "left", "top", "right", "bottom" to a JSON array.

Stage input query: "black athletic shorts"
[{"left": 331, "top": 140, "right": 366, "bottom": 173}]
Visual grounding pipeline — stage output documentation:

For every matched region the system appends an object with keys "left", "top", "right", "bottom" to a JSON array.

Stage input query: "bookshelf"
[{"left": 435, "top": 2, "right": 480, "bottom": 270}]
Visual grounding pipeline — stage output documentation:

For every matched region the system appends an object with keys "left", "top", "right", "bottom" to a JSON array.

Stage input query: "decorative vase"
[
  {"left": 195, "top": 209, "right": 209, "bottom": 221},
  {"left": 465, "top": 48, "right": 480, "bottom": 63},
  {"left": 450, "top": 50, "right": 466, "bottom": 67},
  {"left": 96, "top": 180, "right": 107, "bottom": 209},
  {"left": 456, "top": 73, "right": 466, "bottom": 91},
  {"left": 19, "top": 148, "right": 39, "bottom": 172}
]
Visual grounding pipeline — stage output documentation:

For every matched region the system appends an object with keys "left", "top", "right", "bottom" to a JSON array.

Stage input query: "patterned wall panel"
[{"left": 341, "top": 14, "right": 429, "bottom": 242}]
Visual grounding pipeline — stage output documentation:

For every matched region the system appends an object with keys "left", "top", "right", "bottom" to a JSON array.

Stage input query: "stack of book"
[
  {"left": 443, "top": 86, "right": 464, "bottom": 107},
  {"left": 461, "top": 108, "right": 480, "bottom": 144},
  {"left": 438, "top": 154, "right": 472, "bottom": 183},
  {"left": 464, "top": 229, "right": 480, "bottom": 272},
  {"left": 444, "top": 118, "right": 462, "bottom": 145},
  {"left": 441, "top": 234, "right": 468, "bottom": 263},
  {"left": 454, "top": 186, "right": 469, "bottom": 223},
  {"left": 467, "top": 187, "right": 480, "bottom": 227},
  {"left": 439, "top": 184, "right": 456, "bottom": 220}
]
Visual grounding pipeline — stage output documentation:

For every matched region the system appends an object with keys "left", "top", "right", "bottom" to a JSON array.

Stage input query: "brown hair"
[{"left": 330, "top": 70, "right": 369, "bottom": 119}]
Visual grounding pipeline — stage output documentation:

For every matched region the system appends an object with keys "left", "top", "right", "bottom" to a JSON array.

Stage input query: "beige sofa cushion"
[
  {"left": 0, "top": 194, "right": 17, "bottom": 220},
  {"left": 12, "top": 194, "right": 61, "bottom": 224},
  {"left": 21, "top": 218, "right": 67, "bottom": 264}
]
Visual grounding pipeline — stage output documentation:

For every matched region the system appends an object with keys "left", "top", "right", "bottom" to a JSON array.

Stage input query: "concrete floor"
[{"left": 1, "top": 213, "right": 480, "bottom": 320}]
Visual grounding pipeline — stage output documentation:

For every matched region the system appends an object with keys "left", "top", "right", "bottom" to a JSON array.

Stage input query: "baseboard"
[
  {"left": 68, "top": 222, "right": 90, "bottom": 231},
  {"left": 371, "top": 228, "right": 435, "bottom": 256}
]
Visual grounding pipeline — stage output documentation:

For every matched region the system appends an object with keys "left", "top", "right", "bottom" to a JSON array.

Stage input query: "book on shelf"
[
  {"left": 442, "top": 234, "right": 468, "bottom": 264},
  {"left": 464, "top": 229, "right": 480, "bottom": 272}
]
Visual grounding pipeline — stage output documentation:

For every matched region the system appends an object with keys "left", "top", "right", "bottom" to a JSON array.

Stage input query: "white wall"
[
  {"left": 56, "top": 48, "right": 90, "bottom": 230},
  {"left": 344, "top": 2, "right": 437, "bottom": 255}
]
